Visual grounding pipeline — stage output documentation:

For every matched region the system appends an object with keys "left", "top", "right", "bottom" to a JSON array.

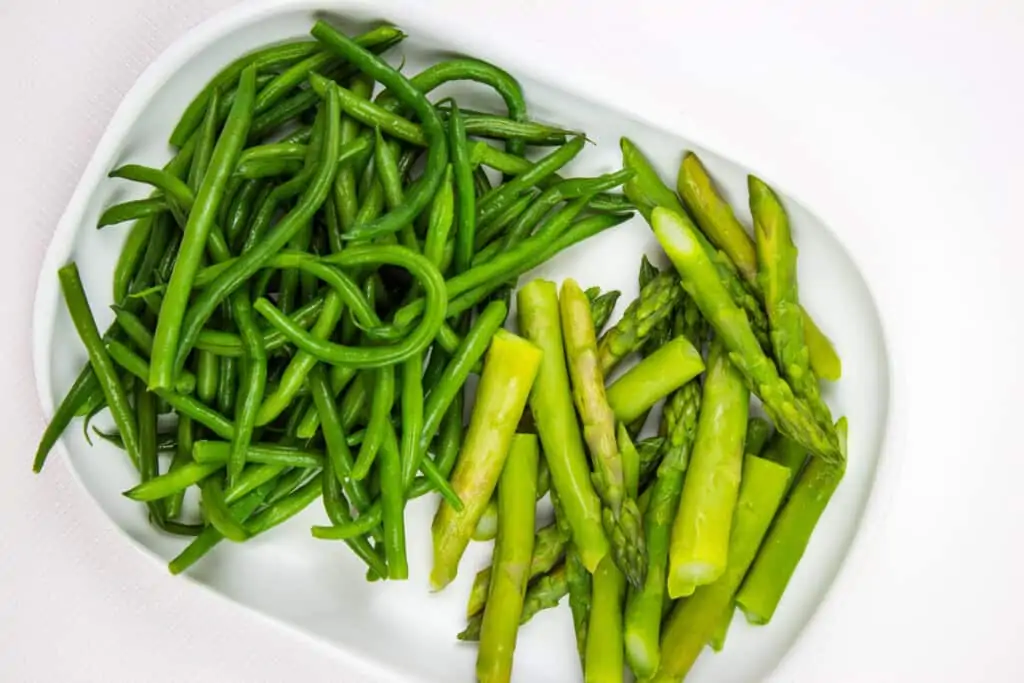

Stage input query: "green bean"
[
  {"left": 379, "top": 422, "right": 408, "bottom": 578},
  {"left": 124, "top": 460, "right": 222, "bottom": 501},
  {"left": 351, "top": 365, "right": 395, "bottom": 481},
  {"left": 97, "top": 197, "right": 168, "bottom": 229},
  {"left": 195, "top": 349, "right": 219, "bottom": 403},
  {"left": 135, "top": 383, "right": 166, "bottom": 523},
  {"left": 254, "top": 246, "right": 446, "bottom": 367},
  {"left": 188, "top": 89, "right": 220, "bottom": 191},
  {"left": 381, "top": 57, "right": 527, "bottom": 158},
  {"left": 33, "top": 366, "right": 101, "bottom": 472},
  {"left": 224, "top": 462, "right": 286, "bottom": 504},
  {"left": 112, "top": 215, "right": 155, "bottom": 304},
  {"left": 190, "top": 294, "right": 325, "bottom": 357},
  {"left": 473, "top": 191, "right": 536, "bottom": 251},
  {"left": 322, "top": 452, "right": 388, "bottom": 578},
  {"left": 172, "top": 85, "right": 341, "bottom": 371},
  {"left": 438, "top": 108, "right": 573, "bottom": 145},
  {"left": 216, "top": 356, "right": 237, "bottom": 415},
  {"left": 311, "top": 21, "right": 449, "bottom": 242},
  {"left": 373, "top": 129, "right": 420, "bottom": 250},
  {"left": 58, "top": 264, "right": 142, "bottom": 472},
  {"left": 194, "top": 441, "right": 323, "bottom": 469},
  {"left": 150, "top": 66, "right": 257, "bottom": 391},
  {"left": 168, "top": 481, "right": 274, "bottom": 575},
  {"left": 170, "top": 40, "right": 318, "bottom": 145},
  {"left": 446, "top": 102, "right": 476, "bottom": 273},
  {"left": 165, "top": 415, "right": 193, "bottom": 519},
  {"left": 246, "top": 473, "right": 323, "bottom": 536},
  {"left": 106, "top": 340, "right": 234, "bottom": 438},
  {"left": 235, "top": 142, "right": 306, "bottom": 174},
  {"left": 424, "top": 166, "right": 455, "bottom": 272},
  {"left": 199, "top": 476, "right": 250, "bottom": 542},
  {"left": 295, "top": 364, "right": 357, "bottom": 439},
  {"left": 250, "top": 89, "right": 320, "bottom": 141},
  {"left": 228, "top": 287, "right": 267, "bottom": 484},
  {"left": 308, "top": 366, "right": 371, "bottom": 511},
  {"left": 311, "top": 74, "right": 425, "bottom": 146},
  {"left": 476, "top": 136, "right": 585, "bottom": 224}
]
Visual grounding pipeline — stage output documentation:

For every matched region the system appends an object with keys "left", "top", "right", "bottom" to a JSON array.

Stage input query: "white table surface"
[{"left": 3, "top": 1, "right": 1023, "bottom": 681}]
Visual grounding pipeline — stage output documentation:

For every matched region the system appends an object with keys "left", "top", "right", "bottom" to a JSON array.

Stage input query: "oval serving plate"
[{"left": 32, "top": 1, "right": 891, "bottom": 681}]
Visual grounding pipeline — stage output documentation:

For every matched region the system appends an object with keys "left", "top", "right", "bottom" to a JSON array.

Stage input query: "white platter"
[{"left": 32, "top": 2, "right": 891, "bottom": 682}]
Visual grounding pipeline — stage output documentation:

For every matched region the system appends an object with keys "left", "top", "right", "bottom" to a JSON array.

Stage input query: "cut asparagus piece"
[
  {"left": 677, "top": 152, "right": 841, "bottom": 381},
  {"left": 476, "top": 434, "right": 538, "bottom": 683},
  {"left": 651, "top": 455, "right": 792, "bottom": 681},
  {"left": 430, "top": 331, "right": 542, "bottom": 591},
  {"left": 651, "top": 207, "right": 843, "bottom": 465},
  {"left": 584, "top": 556, "right": 626, "bottom": 683},
  {"left": 561, "top": 278, "right": 646, "bottom": 587},
  {"left": 605, "top": 335, "right": 704, "bottom": 424},
  {"left": 625, "top": 299, "right": 704, "bottom": 679},
  {"left": 667, "top": 339, "right": 749, "bottom": 595},
  {"left": 736, "top": 418, "right": 847, "bottom": 625},
  {"left": 517, "top": 279, "right": 610, "bottom": 572}
]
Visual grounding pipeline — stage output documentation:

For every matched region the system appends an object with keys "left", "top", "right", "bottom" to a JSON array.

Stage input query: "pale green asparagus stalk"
[
  {"left": 667, "top": 339, "right": 750, "bottom": 596},
  {"left": 605, "top": 336, "right": 704, "bottom": 424},
  {"left": 651, "top": 455, "right": 792, "bottom": 682},
  {"left": 431, "top": 331, "right": 542, "bottom": 591},
  {"left": 476, "top": 434, "right": 538, "bottom": 683},
  {"left": 552, "top": 488, "right": 591, "bottom": 664},
  {"left": 624, "top": 299, "right": 704, "bottom": 679},
  {"left": 736, "top": 418, "right": 847, "bottom": 625},
  {"left": 678, "top": 152, "right": 841, "bottom": 381},
  {"left": 651, "top": 207, "right": 843, "bottom": 465},
  {"left": 561, "top": 278, "right": 646, "bottom": 587},
  {"left": 597, "top": 272, "right": 682, "bottom": 374},
  {"left": 473, "top": 458, "right": 556, "bottom": 543},
  {"left": 459, "top": 563, "right": 569, "bottom": 641},
  {"left": 467, "top": 522, "right": 568, "bottom": 618},
  {"left": 620, "top": 137, "right": 772, "bottom": 354},
  {"left": 517, "top": 279, "right": 610, "bottom": 572},
  {"left": 584, "top": 431, "right": 636, "bottom": 683},
  {"left": 708, "top": 416, "right": 775, "bottom": 653},
  {"left": 750, "top": 175, "right": 833, "bottom": 429}
]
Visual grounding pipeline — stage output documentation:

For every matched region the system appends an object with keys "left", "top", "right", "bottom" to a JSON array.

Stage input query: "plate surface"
[{"left": 33, "top": 2, "right": 890, "bottom": 681}]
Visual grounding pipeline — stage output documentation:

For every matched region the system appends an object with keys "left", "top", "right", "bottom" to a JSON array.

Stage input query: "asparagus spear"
[
  {"left": 605, "top": 335, "right": 704, "bottom": 424},
  {"left": 552, "top": 488, "right": 591, "bottom": 664},
  {"left": 624, "top": 299, "right": 704, "bottom": 679},
  {"left": 473, "top": 461, "right": 556, "bottom": 543},
  {"left": 561, "top": 278, "right": 647, "bottom": 587},
  {"left": 476, "top": 434, "right": 538, "bottom": 683},
  {"left": 667, "top": 339, "right": 749, "bottom": 595},
  {"left": 517, "top": 279, "right": 610, "bottom": 572},
  {"left": 620, "top": 137, "right": 772, "bottom": 354},
  {"left": 586, "top": 286, "right": 622, "bottom": 334},
  {"left": 651, "top": 207, "right": 843, "bottom": 465},
  {"left": 637, "top": 436, "right": 667, "bottom": 484},
  {"left": 677, "top": 152, "right": 841, "bottom": 381},
  {"left": 707, "top": 416, "right": 775, "bottom": 653},
  {"left": 651, "top": 455, "right": 792, "bottom": 682},
  {"left": 459, "top": 563, "right": 569, "bottom": 642},
  {"left": 583, "top": 423, "right": 639, "bottom": 682},
  {"left": 467, "top": 522, "right": 568, "bottom": 618},
  {"left": 736, "top": 418, "right": 847, "bottom": 625},
  {"left": 762, "top": 433, "right": 808, "bottom": 493},
  {"left": 596, "top": 271, "right": 682, "bottom": 374},
  {"left": 750, "top": 175, "right": 833, "bottom": 428},
  {"left": 430, "top": 331, "right": 542, "bottom": 591}
]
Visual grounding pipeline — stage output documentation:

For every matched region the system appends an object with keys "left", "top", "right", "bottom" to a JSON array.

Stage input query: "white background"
[{"left": 2, "top": 1, "right": 1023, "bottom": 682}]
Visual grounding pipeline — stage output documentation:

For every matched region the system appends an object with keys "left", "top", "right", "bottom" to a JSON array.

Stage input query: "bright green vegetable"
[
  {"left": 560, "top": 278, "right": 646, "bottom": 587},
  {"left": 651, "top": 455, "right": 791, "bottom": 682},
  {"left": 476, "top": 434, "right": 538, "bottom": 683},
  {"left": 584, "top": 555, "right": 626, "bottom": 683},
  {"left": 651, "top": 207, "right": 843, "bottom": 465},
  {"left": 668, "top": 339, "right": 749, "bottom": 595},
  {"left": 736, "top": 418, "right": 847, "bottom": 625},
  {"left": 430, "top": 331, "right": 542, "bottom": 591},
  {"left": 597, "top": 271, "right": 682, "bottom": 374},
  {"left": 517, "top": 279, "right": 609, "bottom": 573},
  {"left": 605, "top": 336, "right": 705, "bottom": 424},
  {"left": 677, "top": 152, "right": 841, "bottom": 381}
]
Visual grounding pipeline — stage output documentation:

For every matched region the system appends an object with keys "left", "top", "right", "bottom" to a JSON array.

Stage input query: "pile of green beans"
[{"left": 35, "top": 19, "right": 634, "bottom": 583}]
